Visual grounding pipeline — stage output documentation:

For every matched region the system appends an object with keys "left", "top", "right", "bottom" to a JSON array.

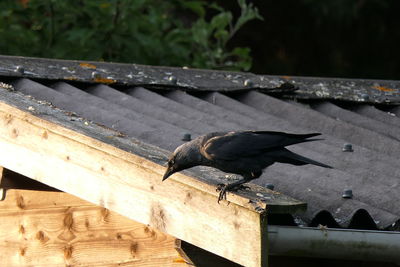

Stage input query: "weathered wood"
[
  {"left": 0, "top": 88, "right": 295, "bottom": 266},
  {"left": 1, "top": 55, "right": 400, "bottom": 103},
  {"left": 0, "top": 189, "right": 188, "bottom": 266},
  {"left": 270, "top": 75, "right": 400, "bottom": 104},
  {"left": 0, "top": 55, "right": 294, "bottom": 93}
]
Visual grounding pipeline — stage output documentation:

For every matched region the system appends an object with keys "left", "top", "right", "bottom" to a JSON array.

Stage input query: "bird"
[{"left": 163, "top": 131, "right": 332, "bottom": 202}]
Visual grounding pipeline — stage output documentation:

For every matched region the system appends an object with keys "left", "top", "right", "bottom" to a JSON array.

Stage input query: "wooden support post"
[{"left": 0, "top": 89, "right": 305, "bottom": 266}]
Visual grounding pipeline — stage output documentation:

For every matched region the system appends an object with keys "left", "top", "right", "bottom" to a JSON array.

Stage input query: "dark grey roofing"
[{"left": 1, "top": 57, "right": 400, "bottom": 231}]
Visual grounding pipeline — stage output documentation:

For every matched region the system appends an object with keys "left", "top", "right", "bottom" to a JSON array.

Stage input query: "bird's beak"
[{"left": 162, "top": 166, "right": 174, "bottom": 181}]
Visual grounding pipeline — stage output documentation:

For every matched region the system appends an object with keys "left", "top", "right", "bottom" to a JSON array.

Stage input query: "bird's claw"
[
  {"left": 216, "top": 184, "right": 227, "bottom": 203},
  {"left": 216, "top": 183, "right": 249, "bottom": 203}
]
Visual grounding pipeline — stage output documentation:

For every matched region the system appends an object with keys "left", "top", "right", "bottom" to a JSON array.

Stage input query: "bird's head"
[
  {"left": 162, "top": 142, "right": 202, "bottom": 181},
  {"left": 163, "top": 149, "right": 190, "bottom": 181},
  {"left": 163, "top": 154, "right": 180, "bottom": 181}
]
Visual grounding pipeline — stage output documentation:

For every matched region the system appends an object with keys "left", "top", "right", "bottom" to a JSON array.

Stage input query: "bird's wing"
[{"left": 200, "top": 131, "right": 321, "bottom": 161}]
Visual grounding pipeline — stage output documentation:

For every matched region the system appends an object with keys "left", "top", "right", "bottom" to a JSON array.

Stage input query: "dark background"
[{"left": 223, "top": 0, "right": 400, "bottom": 79}]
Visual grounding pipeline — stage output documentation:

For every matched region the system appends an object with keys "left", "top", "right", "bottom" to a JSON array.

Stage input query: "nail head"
[
  {"left": 342, "top": 143, "right": 354, "bottom": 152},
  {"left": 91, "top": 71, "right": 100, "bottom": 78},
  {"left": 15, "top": 66, "right": 24, "bottom": 74},
  {"left": 266, "top": 183, "right": 275, "bottom": 190},
  {"left": 182, "top": 133, "right": 191, "bottom": 141},
  {"left": 342, "top": 189, "right": 353, "bottom": 199},
  {"left": 244, "top": 79, "right": 253, "bottom": 87},
  {"left": 168, "top": 76, "right": 177, "bottom": 84},
  {"left": 361, "top": 93, "right": 369, "bottom": 101}
]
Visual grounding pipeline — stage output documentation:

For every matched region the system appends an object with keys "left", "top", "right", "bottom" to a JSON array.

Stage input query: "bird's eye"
[{"left": 168, "top": 159, "right": 175, "bottom": 166}]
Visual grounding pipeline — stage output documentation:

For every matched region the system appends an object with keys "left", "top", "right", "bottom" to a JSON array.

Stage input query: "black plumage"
[{"left": 163, "top": 131, "right": 332, "bottom": 202}]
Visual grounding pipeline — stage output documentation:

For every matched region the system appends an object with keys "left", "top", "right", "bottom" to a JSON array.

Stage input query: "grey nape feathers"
[{"left": 163, "top": 131, "right": 332, "bottom": 202}]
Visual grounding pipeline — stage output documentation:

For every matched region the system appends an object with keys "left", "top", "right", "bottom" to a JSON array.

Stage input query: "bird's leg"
[{"left": 216, "top": 176, "right": 252, "bottom": 203}]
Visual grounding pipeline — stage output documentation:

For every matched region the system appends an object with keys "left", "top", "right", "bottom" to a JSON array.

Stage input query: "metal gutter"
[{"left": 268, "top": 225, "right": 400, "bottom": 263}]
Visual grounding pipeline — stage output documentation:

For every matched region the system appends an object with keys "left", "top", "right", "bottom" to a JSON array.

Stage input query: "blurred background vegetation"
[
  {"left": 0, "top": 0, "right": 399, "bottom": 79},
  {"left": 0, "top": 0, "right": 262, "bottom": 71}
]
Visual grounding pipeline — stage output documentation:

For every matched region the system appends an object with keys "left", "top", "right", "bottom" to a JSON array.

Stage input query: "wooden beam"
[
  {"left": 0, "top": 189, "right": 188, "bottom": 266},
  {"left": 1, "top": 55, "right": 400, "bottom": 103},
  {"left": 0, "top": 55, "right": 295, "bottom": 93},
  {"left": 269, "top": 75, "right": 400, "bottom": 104},
  {"left": 0, "top": 89, "right": 305, "bottom": 266}
]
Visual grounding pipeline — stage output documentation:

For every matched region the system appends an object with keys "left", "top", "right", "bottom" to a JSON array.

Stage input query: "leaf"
[
  {"left": 191, "top": 19, "right": 211, "bottom": 48},
  {"left": 180, "top": 1, "right": 206, "bottom": 17},
  {"left": 210, "top": 11, "right": 232, "bottom": 30},
  {"left": 235, "top": 0, "right": 263, "bottom": 32},
  {"left": 214, "top": 29, "right": 229, "bottom": 43}
]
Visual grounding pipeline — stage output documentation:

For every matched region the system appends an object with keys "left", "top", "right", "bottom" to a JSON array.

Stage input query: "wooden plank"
[
  {"left": 270, "top": 75, "right": 400, "bottom": 104},
  {"left": 0, "top": 89, "right": 291, "bottom": 266},
  {"left": 1, "top": 55, "right": 400, "bottom": 103},
  {"left": 0, "top": 55, "right": 295, "bottom": 93},
  {"left": 0, "top": 189, "right": 188, "bottom": 267}
]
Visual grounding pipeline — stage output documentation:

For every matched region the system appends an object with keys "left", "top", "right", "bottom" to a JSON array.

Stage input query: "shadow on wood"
[{"left": 178, "top": 240, "right": 243, "bottom": 267}]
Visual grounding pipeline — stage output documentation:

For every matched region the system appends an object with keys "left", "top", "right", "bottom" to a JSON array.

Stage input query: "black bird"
[{"left": 163, "top": 131, "right": 332, "bottom": 202}]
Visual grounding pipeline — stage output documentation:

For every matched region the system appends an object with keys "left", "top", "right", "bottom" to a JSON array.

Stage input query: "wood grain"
[
  {"left": 0, "top": 189, "right": 188, "bottom": 267},
  {"left": 0, "top": 90, "right": 277, "bottom": 266}
]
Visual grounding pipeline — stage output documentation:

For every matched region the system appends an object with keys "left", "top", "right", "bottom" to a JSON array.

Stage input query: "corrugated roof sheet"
[{"left": 1, "top": 61, "right": 400, "bottom": 231}]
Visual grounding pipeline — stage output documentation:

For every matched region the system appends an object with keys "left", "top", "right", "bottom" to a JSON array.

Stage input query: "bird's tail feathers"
[
  {"left": 255, "top": 131, "right": 322, "bottom": 140},
  {"left": 298, "top": 133, "right": 322, "bottom": 139},
  {"left": 279, "top": 149, "right": 333, "bottom": 169},
  {"left": 283, "top": 133, "right": 324, "bottom": 147},
  {"left": 301, "top": 138, "right": 324, "bottom": 143}
]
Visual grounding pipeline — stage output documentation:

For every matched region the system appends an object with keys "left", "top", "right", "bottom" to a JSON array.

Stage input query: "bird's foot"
[
  {"left": 216, "top": 184, "right": 228, "bottom": 203},
  {"left": 216, "top": 183, "right": 249, "bottom": 203}
]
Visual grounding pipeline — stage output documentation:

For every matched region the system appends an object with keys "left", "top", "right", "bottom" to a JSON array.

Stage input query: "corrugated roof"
[{"left": 1, "top": 57, "right": 400, "bottom": 231}]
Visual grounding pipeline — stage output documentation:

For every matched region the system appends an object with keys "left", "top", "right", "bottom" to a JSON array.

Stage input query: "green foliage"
[{"left": 0, "top": 0, "right": 262, "bottom": 71}]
